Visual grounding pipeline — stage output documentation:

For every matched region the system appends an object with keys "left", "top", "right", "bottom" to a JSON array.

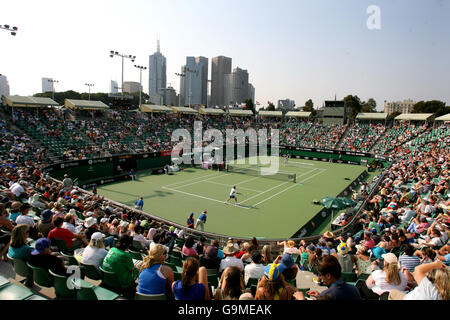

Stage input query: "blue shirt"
[
  {"left": 173, "top": 281, "right": 206, "bottom": 300},
  {"left": 198, "top": 213, "right": 207, "bottom": 223},
  {"left": 318, "top": 279, "right": 361, "bottom": 300},
  {"left": 8, "top": 245, "right": 34, "bottom": 261},
  {"left": 9, "top": 212, "right": 20, "bottom": 222},
  {"left": 135, "top": 200, "right": 144, "bottom": 207},
  {"left": 138, "top": 264, "right": 167, "bottom": 295}
]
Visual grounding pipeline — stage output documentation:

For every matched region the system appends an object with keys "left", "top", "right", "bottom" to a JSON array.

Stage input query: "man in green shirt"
[{"left": 101, "top": 235, "right": 138, "bottom": 294}]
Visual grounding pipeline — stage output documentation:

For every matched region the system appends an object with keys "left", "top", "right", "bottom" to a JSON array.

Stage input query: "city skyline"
[{"left": 0, "top": 0, "right": 449, "bottom": 111}]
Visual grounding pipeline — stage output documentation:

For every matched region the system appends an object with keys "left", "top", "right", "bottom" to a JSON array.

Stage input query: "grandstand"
[{"left": 0, "top": 99, "right": 449, "bottom": 301}]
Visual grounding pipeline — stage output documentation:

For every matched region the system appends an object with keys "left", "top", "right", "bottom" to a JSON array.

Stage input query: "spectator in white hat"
[{"left": 80, "top": 232, "right": 108, "bottom": 270}]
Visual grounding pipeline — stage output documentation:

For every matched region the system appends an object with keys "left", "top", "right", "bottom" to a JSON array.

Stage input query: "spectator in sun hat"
[
  {"left": 219, "top": 242, "right": 244, "bottom": 273},
  {"left": 84, "top": 216, "right": 116, "bottom": 248},
  {"left": 298, "top": 255, "right": 361, "bottom": 300},
  {"left": 36, "top": 209, "right": 54, "bottom": 238},
  {"left": 28, "top": 238, "right": 67, "bottom": 276},
  {"left": 8, "top": 201, "right": 22, "bottom": 222},
  {"left": 357, "top": 252, "right": 408, "bottom": 300},
  {"left": 255, "top": 260, "right": 297, "bottom": 300},
  {"left": 351, "top": 244, "right": 372, "bottom": 277}
]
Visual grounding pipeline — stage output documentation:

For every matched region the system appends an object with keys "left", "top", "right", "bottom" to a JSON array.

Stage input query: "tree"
[
  {"left": 343, "top": 95, "right": 362, "bottom": 119},
  {"left": 361, "top": 98, "right": 377, "bottom": 113},
  {"left": 243, "top": 99, "right": 255, "bottom": 114},
  {"left": 412, "top": 100, "right": 448, "bottom": 117},
  {"left": 387, "top": 110, "right": 402, "bottom": 120},
  {"left": 266, "top": 102, "right": 275, "bottom": 111},
  {"left": 303, "top": 99, "right": 314, "bottom": 112}
]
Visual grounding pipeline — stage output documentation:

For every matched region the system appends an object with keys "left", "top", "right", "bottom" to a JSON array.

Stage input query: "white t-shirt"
[
  {"left": 244, "top": 263, "right": 265, "bottom": 285},
  {"left": 219, "top": 256, "right": 244, "bottom": 273},
  {"left": 230, "top": 188, "right": 236, "bottom": 197},
  {"left": 15, "top": 215, "right": 35, "bottom": 227},
  {"left": 81, "top": 246, "right": 108, "bottom": 268},
  {"left": 133, "top": 234, "right": 150, "bottom": 248},
  {"left": 10, "top": 183, "right": 25, "bottom": 197},
  {"left": 404, "top": 276, "right": 441, "bottom": 300},
  {"left": 369, "top": 270, "right": 408, "bottom": 295},
  {"left": 62, "top": 222, "right": 76, "bottom": 234}
]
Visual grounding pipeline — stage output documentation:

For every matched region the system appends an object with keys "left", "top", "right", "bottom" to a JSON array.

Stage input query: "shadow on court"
[{"left": 100, "top": 188, "right": 173, "bottom": 199}]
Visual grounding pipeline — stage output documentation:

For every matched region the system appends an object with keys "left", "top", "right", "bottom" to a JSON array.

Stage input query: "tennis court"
[{"left": 97, "top": 157, "right": 367, "bottom": 239}]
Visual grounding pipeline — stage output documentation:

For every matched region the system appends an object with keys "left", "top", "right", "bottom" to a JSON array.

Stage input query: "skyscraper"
[
  {"left": 211, "top": 56, "right": 232, "bottom": 107},
  {"left": 110, "top": 80, "right": 119, "bottom": 94},
  {"left": 0, "top": 75, "right": 10, "bottom": 98},
  {"left": 248, "top": 83, "right": 255, "bottom": 103},
  {"left": 195, "top": 56, "right": 208, "bottom": 105},
  {"left": 223, "top": 67, "right": 249, "bottom": 106},
  {"left": 179, "top": 57, "right": 206, "bottom": 107},
  {"left": 149, "top": 39, "right": 167, "bottom": 98},
  {"left": 42, "top": 77, "right": 54, "bottom": 93}
]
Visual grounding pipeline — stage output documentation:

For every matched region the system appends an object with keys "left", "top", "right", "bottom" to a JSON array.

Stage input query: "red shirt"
[{"left": 48, "top": 227, "right": 75, "bottom": 248}]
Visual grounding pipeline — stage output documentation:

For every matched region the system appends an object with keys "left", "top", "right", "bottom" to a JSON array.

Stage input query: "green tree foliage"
[
  {"left": 361, "top": 98, "right": 377, "bottom": 112},
  {"left": 343, "top": 95, "right": 362, "bottom": 119},
  {"left": 303, "top": 99, "right": 314, "bottom": 111},
  {"left": 412, "top": 100, "right": 448, "bottom": 117},
  {"left": 243, "top": 99, "right": 255, "bottom": 114},
  {"left": 266, "top": 102, "right": 275, "bottom": 111},
  {"left": 387, "top": 110, "right": 402, "bottom": 120}
]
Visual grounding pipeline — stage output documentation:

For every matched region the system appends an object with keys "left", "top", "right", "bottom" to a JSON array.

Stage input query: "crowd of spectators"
[{"left": 0, "top": 106, "right": 449, "bottom": 301}]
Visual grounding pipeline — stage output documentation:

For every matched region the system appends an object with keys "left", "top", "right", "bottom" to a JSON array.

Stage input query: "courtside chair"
[
  {"left": 0, "top": 283, "right": 33, "bottom": 300},
  {"left": 135, "top": 292, "right": 167, "bottom": 300},
  {"left": 7, "top": 254, "right": 33, "bottom": 286},
  {"left": 26, "top": 262, "right": 53, "bottom": 288},
  {"left": 52, "top": 238, "right": 74, "bottom": 254},
  {"left": 48, "top": 269, "right": 76, "bottom": 299},
  {"left": 60, "top": 251, "right": 79, "bottom": 266},
  {"left": 99, "top": 266, "right": 123, "bottom": 293},
  {"left": 72, "top": 278, "right": 120, "bottom": 300},
  {"left": 80, "top": 262, "right": 103, "bottom": 281}
]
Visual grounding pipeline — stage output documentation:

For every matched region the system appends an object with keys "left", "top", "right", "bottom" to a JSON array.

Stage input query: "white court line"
[
  {"left": 288, "top": 160, "right": 315, "bottom": 166},
  {"left": 166, "top": 172, "right": 231, "bottom": 189},
  {"left": 238, "top": 168, "right": 318, "bottom": 205},
  {"left": 205, "top": 181, "right": 264, "bottom": 193},
  {"left": 163, "top": 172, "right": 219, "bottom": 188},
  {"left": 250, "top": 168, "right": 327, "bottom": 208},
  {"left": 162, "top": 186, "right": 252, "bottom": 210}
]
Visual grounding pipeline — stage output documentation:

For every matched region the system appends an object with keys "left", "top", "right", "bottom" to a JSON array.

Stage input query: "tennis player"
[
  {"left": 225, "top": 186, "right": 238, "bottom": 205},
  {"left": 284, "top": 154, "right": 289, "bottom": 165}
]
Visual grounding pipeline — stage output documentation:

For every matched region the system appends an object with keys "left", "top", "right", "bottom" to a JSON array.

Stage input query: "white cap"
[
  {"left": 86, "top": 211, "right": 94, "bottom": 217},
  {"left": 91, "top": 232, "right": 105, "bottom": 241},
  {"left": 84, "top": 217, "right": 97, "bottom": 228},
  {"left": 100, "top": 218, "right": 108, "bottom": 224}
]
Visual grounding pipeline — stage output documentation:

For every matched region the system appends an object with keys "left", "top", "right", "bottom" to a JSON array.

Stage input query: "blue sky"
[{"left": 1, "top": 0, "right": 449, "bottom": 110}]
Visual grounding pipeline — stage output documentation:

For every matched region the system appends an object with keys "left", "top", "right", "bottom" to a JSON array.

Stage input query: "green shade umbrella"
[
  {"left": 337, "top": 197, "right": 357, "bottom": 208},
  {"left": 321, "top": 197, "right": 346, "bottom": 210},
  {"left": 321, "top": 197, "right": 347, "bottom": 228}
]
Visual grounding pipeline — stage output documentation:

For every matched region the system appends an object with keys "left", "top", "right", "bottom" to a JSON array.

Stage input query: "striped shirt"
[{"left": 399, "top": 255, "right": 421, "bottom": 272}]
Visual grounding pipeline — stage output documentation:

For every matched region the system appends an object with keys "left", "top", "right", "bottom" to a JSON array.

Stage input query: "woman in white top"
[
  {"left": 389, "top": 260, "right": 449, "bottom": 300},
  {"left": 357, "top": 252, "right": 407, "bottom": 299},
  {"left": 81, "top": 232, "right": 108, "bottom": 270},
  {"left": 277, "top": 240, "right": 300, "bottom": 256}
]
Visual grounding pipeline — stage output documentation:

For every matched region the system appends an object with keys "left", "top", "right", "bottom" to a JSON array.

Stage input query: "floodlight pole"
[
  {"left": 134, "top": 64, "right": 147, "bottom": 108},
  {"left": 175, "top": 72, "right": 186, "bottom": 107},
  {"left": 110, "top": 51, "right": 136, "bottom": 94},
  {"left": 48, "top": 79, "right": 59, "bottom": 100},
  {"left": 85, "top": 83, "right": 94, "bottom": 100}
]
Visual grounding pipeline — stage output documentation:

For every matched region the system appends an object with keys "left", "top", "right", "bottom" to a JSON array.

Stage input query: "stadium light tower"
[
  {"left": 48, "top": 79, "right": 59, "bottom": 100},
  {"left": 134, "top": 64, "right": 147, "bottom": 108},
  {"left": 110, "top": 50, "right": 136, "bottom": 94},
  {"left": 185, "top": 67, "right": 199, "bottom": 109},
  {"left": 0, "top": 24, "right": 18, "bottom": 36},
  {"left": 85, "top": 83, "right": 94, "bottom": 100},
  {"left": 175, "top": 72, "right": 185, "bottom": 107}
]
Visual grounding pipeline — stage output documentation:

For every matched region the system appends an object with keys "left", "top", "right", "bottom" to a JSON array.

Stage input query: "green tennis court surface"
[{"left": 97, "top": 157, "right": 366, "bottom": 239}]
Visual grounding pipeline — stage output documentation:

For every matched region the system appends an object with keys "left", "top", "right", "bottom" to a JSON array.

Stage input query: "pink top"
[{"left": 182, "top": 246, "right": 199, "bottom": 258}]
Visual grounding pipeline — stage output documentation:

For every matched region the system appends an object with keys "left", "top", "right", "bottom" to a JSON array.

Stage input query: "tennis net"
[{"left": 226, "top": 165, "right": 296, "bottom": 183}]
